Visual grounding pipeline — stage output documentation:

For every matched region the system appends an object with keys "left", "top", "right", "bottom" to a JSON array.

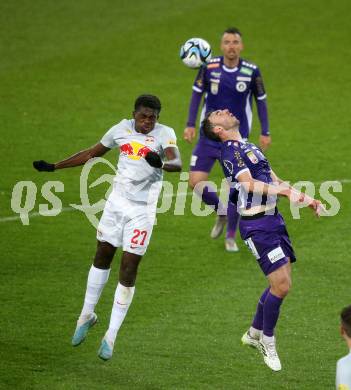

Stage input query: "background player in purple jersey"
[
  {"left": 202, "top": 109, "right": 324, "bottom": 371},
  {"left": 183, "top": 27, "right": 271, "bottom": 252}
]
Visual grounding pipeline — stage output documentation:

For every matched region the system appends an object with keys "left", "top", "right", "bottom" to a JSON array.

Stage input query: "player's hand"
[
  {"left": 33, "top": 160, "right": 55, "bottom": 172},
  {"left": 183, "top": 127, "right": 196, "bottom": 143},
  {"left": 308, "top": 199, "right": 327, "bottom": 217},
  {"left": 299, "top": 194, "right": 326, "bottom": 217},
  {"left": 259, "top": 135, "right": 271, "bottom": 151},
  {"left": 145, "top": 151, "right": 163, "bottom": 168}
]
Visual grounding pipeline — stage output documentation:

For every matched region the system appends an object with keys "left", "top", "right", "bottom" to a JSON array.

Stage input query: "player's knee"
[
  {"left": 271, "top": 275, "right": 291, "bottom": 298},
  {"left": 188, "top": 176, "right": 197, "bottom": 189},
  {"left": 93, "top": 241, "right": 116, "bottom": 269},
  {"left": 280, "top": 285, "right": 290, "bottom": 298},
  {"left": 277, "top": 278, "right": 291, "bottom": 297}
]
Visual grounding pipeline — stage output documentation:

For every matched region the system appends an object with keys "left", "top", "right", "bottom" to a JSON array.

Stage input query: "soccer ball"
[{"left": 180, "top": 38, "right": 212, "bottom": 69}]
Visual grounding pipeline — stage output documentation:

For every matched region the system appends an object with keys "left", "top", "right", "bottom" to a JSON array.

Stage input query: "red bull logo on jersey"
[{"left": 120, "top": 141, "right": 152, "bottom": 160}]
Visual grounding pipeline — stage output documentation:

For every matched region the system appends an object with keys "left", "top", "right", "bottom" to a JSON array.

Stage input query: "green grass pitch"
[{"left": 1, "top": 0, "right": 350, "bottom": 388}]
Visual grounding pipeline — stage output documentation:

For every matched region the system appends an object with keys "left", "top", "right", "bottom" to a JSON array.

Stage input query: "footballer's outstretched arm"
[
  {"left": 237, "top": 169, "right": 323, "bottom": 216},
  {"left": 162, "top": 147, "right": 182, "bottom": 172},
  {"left": 270, "top": 169, "right": 308, "bottom": 200},
  {"left": 33, "top": 142, "right": 110, "bottom": 172},
  {"left": 270, "top": 169, "right": 325, "bottom": 214}
]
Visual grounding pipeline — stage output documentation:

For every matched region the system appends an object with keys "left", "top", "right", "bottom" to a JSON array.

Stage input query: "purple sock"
[
  {"left": 263, "top": 291, "right": 283, "bottom": 337},
  {"left": 226, "top": 200, "right": 240, "bottom": 239},
  {"left": 251, "top": 287, "right": 270, "bottom": 330},
  {"left": 201, "top": 185, "right": 225, "bottom": 213}
]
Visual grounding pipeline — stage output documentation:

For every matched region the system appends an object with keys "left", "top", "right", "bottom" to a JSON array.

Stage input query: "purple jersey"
[
  {"left": 220, "top": 139, "right": 277, "bottom": 212},
  {"left": 220, "top": 139, "right": 296, "bottom": 274},
  {"left": 193, "top": 57, "right": 267, "bottom": 142}
]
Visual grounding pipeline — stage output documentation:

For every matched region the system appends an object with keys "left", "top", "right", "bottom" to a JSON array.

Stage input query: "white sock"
[
  {"left": 105, "top": 282, "right": 135, "bottom": 343},
  {"left": 249, "top": 326, "right": 262, "bottom": 339},
  {"left": 262, "top": 334, "right": 275, "bottom": 344},
  {"left": 80, "top": 265, "right": 110, "bottom": 318}
]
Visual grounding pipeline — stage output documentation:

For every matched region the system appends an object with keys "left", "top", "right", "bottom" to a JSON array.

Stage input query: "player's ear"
[
  {"left": 340, "top": 324, "right": 345, "bottom": 337},
  {"left": 213, "top": 125, "right": 222, "bottom": 136}
]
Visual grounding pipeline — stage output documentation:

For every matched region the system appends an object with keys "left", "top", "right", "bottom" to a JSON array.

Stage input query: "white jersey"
[
  {"left": 101, "top": 119, "right": 177, "bottom": 203},
  {"left": 336, "top": 350, "right": 351, "bottom": 389}
]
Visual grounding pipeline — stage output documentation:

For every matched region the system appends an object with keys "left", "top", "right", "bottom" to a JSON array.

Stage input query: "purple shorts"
[
  {"left": 239, "top": 212, "right": 296, "bottom": 276},
  {"left": 190, "top": 137, "right": 221, "bottom": 172}
]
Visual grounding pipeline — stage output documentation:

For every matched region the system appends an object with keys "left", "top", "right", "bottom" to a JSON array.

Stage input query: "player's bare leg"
[
  {"left": 98, "top": 251, "right": 142, "bottom": 360},
  {"left": 268, "top": 261, "right": 291, "bottom": 299},
  {"left": 189, "top": 171, "right": 228, "bottom": 239},
  {"left": 93, "top": 241, "right": 117, "bottom": 269},
  {"left": 72, "top": 241, "right": 116, "bottom": 346},
  {"left": 258, "top": 261, "right": 292, "bottom": 371}
]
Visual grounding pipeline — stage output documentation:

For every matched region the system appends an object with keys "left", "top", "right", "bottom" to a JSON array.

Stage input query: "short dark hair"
[
  {"left": 223, "top": 27, "right": 242, "bottom": 37},
  {"left": 341, "top": 305, "right": 351, "bottom": 337},
  {"left": 134, "top": 94, "right": 161, "bottom": 113},
  {"left": 201, "top": 112, "right": 220, "bottom": 142}
]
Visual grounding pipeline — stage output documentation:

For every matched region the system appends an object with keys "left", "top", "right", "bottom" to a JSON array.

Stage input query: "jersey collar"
[
  {"left": 221, "top": 57, "right": 241, "bottom": 73},
  {"left": 222, "top": 64, "right": 238, "bottom": 73}
]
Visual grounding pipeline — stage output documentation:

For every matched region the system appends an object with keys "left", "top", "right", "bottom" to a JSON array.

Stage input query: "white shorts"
[{"left": 97, "top": 192, "right": 156, "bottom": 256}]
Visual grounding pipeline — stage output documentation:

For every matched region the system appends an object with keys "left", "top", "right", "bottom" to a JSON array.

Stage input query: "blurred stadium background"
[{"left": 1, "top": 0, "right": 350, "bottom": 388}]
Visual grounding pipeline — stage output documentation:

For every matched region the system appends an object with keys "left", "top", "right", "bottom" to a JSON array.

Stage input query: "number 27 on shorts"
[{"left": 131, "top": 229, "right": 147, "bottom": 246}]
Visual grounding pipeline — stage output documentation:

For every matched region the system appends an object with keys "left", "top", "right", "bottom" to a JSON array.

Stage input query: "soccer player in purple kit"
[
  {"left": 184, "top": 27, "right": 271, "bottom": 252},
  {"left": 202, "top": 109, "right": 324, "bottom": 371}
]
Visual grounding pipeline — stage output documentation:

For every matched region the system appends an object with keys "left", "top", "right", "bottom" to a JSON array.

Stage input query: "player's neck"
[
  {"left": 223, "top": 56, "right": 240, "bottom": 68},
  {"left": 222, "top": 128, "right": 242, "bottom": 142},
  {"left": 135, "top": 128, "right": 152, "bottom": 135}
]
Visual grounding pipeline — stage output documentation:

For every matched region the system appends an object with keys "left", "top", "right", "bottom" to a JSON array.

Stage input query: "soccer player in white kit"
[
  {"left": 33, "top": 95, "right": 182, "bottom": 360},
  {"left": 336, "top": 305, "right": 351, "bottom": 389}
]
